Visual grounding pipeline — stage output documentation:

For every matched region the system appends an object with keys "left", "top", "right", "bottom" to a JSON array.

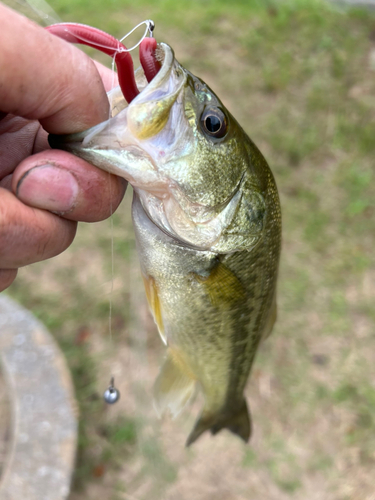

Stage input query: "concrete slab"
[{"left": 0, "top": 295, "right": 77, "bottom": 500}]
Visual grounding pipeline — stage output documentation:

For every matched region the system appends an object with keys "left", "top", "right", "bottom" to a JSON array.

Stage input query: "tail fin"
[{"left": 186, "top": 399, "right": 251, "bottom": 447}]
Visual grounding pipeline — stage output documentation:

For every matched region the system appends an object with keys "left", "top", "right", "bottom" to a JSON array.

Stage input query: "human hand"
[{"left": 0, "top": 3, "right": 126, "bottom": 292}]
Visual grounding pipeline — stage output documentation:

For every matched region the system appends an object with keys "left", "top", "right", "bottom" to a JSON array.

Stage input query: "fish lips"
[{"left": 48, "top": 43, "right": 186, "bottom": 186}]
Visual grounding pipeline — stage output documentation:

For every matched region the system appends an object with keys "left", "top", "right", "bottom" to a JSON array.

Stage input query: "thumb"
[{"left": 12, "top": 150, "right": 126, "bottom": 222}]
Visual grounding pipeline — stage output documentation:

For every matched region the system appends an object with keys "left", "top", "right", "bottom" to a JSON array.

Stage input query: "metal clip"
[{"left": 119, "top": 19, "right": 156, "bottom": 51}]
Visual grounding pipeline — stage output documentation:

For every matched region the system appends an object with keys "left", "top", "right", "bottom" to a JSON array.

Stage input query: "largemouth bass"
[{"left": 50, "top": 42, "right": 281, "bottom": 446}]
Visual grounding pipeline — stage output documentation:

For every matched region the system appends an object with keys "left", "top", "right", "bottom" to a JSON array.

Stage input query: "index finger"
[{"left": 0, "top": 4, "right": 109, "bottom": 134}]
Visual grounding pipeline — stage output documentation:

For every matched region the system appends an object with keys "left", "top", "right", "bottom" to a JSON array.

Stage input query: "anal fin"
[{"left": 153, "top": 348, "right": 196, "bottom": 418}]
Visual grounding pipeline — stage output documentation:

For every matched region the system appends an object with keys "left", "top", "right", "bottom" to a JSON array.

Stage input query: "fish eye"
[{"left": 201, "top": 108, "right": 227, "bottom": 139}]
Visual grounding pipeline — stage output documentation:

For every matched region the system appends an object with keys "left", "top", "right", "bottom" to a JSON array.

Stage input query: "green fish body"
[{"left": 49, "top": 44, "right": 281, "bottom": 445}]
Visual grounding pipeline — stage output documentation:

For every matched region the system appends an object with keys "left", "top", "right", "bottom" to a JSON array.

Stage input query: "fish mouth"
[{"left": 48, "top": 43, "right": 188, "bottom": 192}]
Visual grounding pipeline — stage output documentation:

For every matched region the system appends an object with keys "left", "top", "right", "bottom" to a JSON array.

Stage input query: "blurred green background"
[{"left": 4, "top": 0, "right": 375, "bottom": 498}]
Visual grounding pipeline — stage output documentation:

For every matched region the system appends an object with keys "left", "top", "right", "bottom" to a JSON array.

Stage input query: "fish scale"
[{"left": 49, "top": 41, "right": 282, "bottom": 446}]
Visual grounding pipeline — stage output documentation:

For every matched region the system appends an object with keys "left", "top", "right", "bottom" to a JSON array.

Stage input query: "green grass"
[
  {"left": 140, "top": 438, "right": 178, "bottom": 484},
  {"left": 242, "top": 447, "right": 258, "bottom": 467},
  {"left": 4, "top": 0, "right": 375, "bottom": 498}
]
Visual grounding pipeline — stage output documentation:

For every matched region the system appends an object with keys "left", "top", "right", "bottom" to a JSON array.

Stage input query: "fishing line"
[
  {"left": 61, "top": 27, "right": 128, "bottom": 54},
  {"left": 104, "top": 58, "right": 118, "bottom": 403},
  {"left": 23, "top": 0, "right": 60, "bottom": 24},
  {"left": 103, "top": 174, "right": 120, "bottom": 404},
  {"left": 59, "top": 19, "right": 155, "bottom": 55},
  {"left": 107, "top": 55, "right": 118, "bottom": 341},
  {"left": 108, "top": 57, "right": 117, "bottom": 118},
  {"left": 119, "top": 19, "right": 155, "bottom": 48},
  {"left": 109, "top": 177, "right": 114, "bottom": 347},
  {"left": 103, "top": 19, "right": 156, "bottom": 405}
]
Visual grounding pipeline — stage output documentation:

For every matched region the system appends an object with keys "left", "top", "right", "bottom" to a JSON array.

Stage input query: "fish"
[{"left": 49, "top": 41, "right": 282, "bottom": 446}]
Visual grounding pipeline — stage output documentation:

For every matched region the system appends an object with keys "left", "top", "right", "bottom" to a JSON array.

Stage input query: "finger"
[
  {"left": 0, "top": 269, "right": 18, "bottom": 293},
  {"left": 0, "top": 175, "right": 12, "bottom": 191},
  {"left": 93, "top": 61, "right": 119, "bottom": 92},
  {"left": 0, "top": 114, "right": 40, "bottom": 178},
  {"left": 0, "top": 4, "right": 109, "bottom": 133},
  {"left": 0, "top": 61, "right": 118, "bottom": 179},
  {"left": 0, "top": 188, "right": 76, "bottom": 268},
  {"left": 12, "top": 150, "right": 126, "bottom": 222}
]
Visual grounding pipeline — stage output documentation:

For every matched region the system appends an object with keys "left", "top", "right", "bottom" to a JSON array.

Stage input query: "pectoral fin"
[
  {"left": 153, "top": 348, "right": 196, "bottom": 418},
  {"left": 186, "top": 399, "right": 251, "bottom": 447},
  {"left": 142, "top": 274, "right": 166, "bottom": 345},
  {"left": 194, "top": 262, "right": 246, "bottom": 309}
]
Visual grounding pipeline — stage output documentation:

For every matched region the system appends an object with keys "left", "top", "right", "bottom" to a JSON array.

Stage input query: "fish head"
[{"left": 49, "top": 43, "right": 271, "bottom": 252}]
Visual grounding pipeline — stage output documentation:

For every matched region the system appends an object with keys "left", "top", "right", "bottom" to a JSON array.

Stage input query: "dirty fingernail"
[{"left": 17, "top": 165, "right": 79, "bottom": 213}]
